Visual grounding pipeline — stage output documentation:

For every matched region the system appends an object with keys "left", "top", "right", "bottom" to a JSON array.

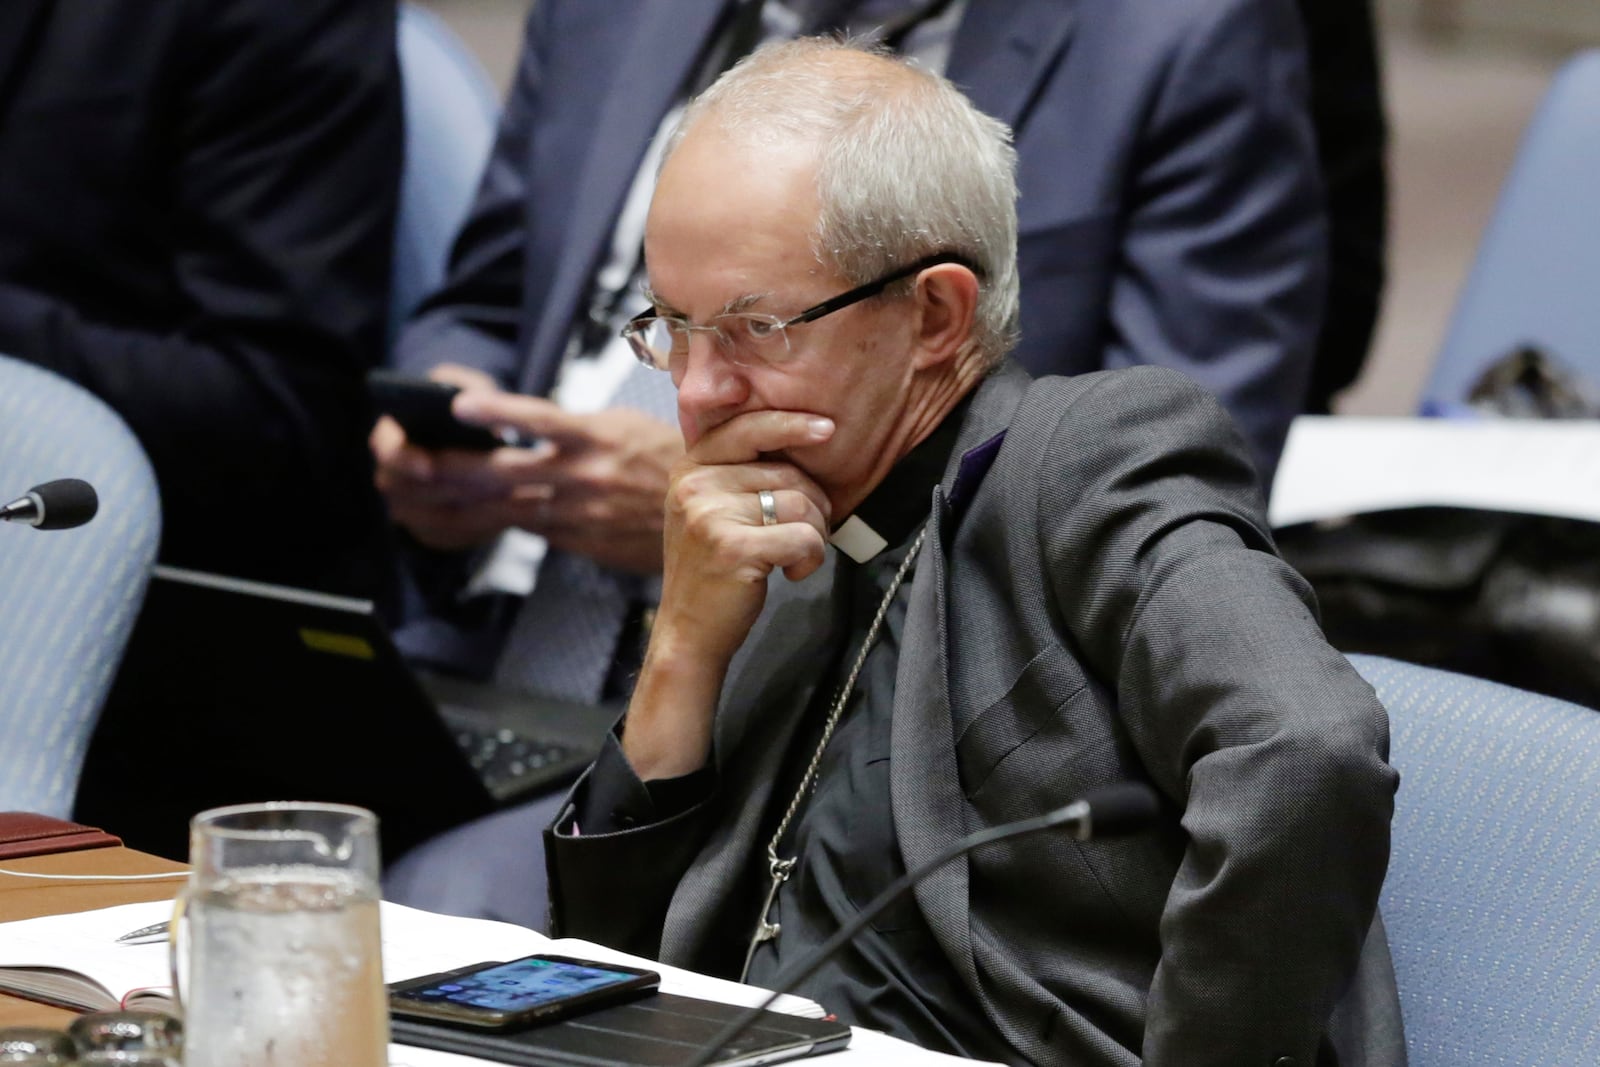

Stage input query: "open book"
[{"left": 0, "top": 898, "right": 824, "bottom": 1019}]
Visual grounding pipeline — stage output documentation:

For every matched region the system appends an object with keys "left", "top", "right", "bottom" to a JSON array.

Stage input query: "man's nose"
[{"left": 673, "top": 331, "right": 747, "bottom": 417}]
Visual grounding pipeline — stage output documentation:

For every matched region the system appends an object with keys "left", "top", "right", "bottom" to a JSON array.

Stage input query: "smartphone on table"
[
  {"left": 388, "top": 954, "right": 661, "bottom": 1031},
  {"left": 367, "top": 369, "right": 514, "bottom": 452}
]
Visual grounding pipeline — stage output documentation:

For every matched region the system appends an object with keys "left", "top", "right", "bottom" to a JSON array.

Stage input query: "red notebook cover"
[{"left": 0, "top": 812, "right": 122, "bottom": 860}]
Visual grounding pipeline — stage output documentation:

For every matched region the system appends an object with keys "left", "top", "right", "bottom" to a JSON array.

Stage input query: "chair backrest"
[
  {"left": 1422, "top": 50, "right": 1600, "bottom": 410},
  {"left": 1349, "top": 654, "right": 1600, "bottom": 1066},
  {"left": 389, "top": 3, "right": 502, "bottom": 348},
  {"left": 0, "top": 356, "right": 161, "bottom": 818}
]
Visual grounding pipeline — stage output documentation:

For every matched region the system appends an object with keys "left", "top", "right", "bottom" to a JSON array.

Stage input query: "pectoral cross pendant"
[{"left": 740, "top": 855, "right": 794, "bottom": 982}]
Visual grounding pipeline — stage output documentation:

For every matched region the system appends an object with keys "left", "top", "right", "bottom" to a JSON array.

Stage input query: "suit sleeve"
[
  {"left": 1034, "top": 368, "right": 1396, "bottom": 1066},
  {"left": 0, "top": 0, "right": 399, "bottom": 583},
  {"left": 389, "top": 4, "right": 548, "bottom": 385},
  {"left": 1103, "top": 0, "right": 1326, "bottom": 485},
  {"left": 545, "top": 733, "right": 720, "bottom": 958}
]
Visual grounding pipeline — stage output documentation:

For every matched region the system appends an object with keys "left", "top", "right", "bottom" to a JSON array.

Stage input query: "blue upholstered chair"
[
  {"left": 1422, "top": 50, "right": 1600, "bottom": 411},
  {"left": 1350, "top": 654, "right": 1600, "bottom": 1065},
  {"left": 0, "top": 356, "right": 161, "bottom": 818},
  {"left": 390, "top": 3, "right": 502, "bottom": 346}
]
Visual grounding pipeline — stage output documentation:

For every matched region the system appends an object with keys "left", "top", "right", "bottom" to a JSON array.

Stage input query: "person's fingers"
[
  {"left": 689, "top": 410, "right": 834, "bottom": 466},
  {"left": 369, "top": 413, "right": 404, "bottom": 457},
  {"left": 759, "top": 522, "right": 829, "bottom": 581},
  {"left": 428, "top": 363, "right": 503, "bottom": 394},
  {"left": 778, "top": 525, "right": 830, "bottom": 582},
  {"left": 668, "top": 493, "right": 825, "bottom": 580},
  {"left": 670, "top": 460, "right": 832, "bottom": 529},
  {"left": 371, "top": 417, "right": 438, "bottom": 490},
  {"left": 387, "top": 500, "right": 505, "bottom": 551},
  {"left": 423, "top": 438, "right": 557, "bottom": 485},
  {"left": 452, "top": 390, "right": 596, "bottom": 445},
  {"left": 395, "top": 476, "right": 511, "bottom": 508},
  {"left": 760, "top": 487, "right": 828, "bottom": 534}
]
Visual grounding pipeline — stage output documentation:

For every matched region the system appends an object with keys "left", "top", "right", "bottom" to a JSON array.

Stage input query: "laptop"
[{"left": 100, "top": 564, "right": 616, "bottom": 858}]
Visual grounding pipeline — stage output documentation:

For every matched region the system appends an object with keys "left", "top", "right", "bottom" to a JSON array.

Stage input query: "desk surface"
[
  {"left": 0, "top": 846, "right": 185, "bottom": 1029},
  {"left": 0, "top": 848, "right": 982, "bottom": 1065}
]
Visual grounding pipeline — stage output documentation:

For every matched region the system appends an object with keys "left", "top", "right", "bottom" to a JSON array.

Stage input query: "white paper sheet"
[{"left": 1270, "top": 416, "right": 1600, "bottom": 528}]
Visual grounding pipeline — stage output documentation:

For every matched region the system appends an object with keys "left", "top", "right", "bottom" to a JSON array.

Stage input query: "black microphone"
[
  {"left": 682, "top": 781, "right": 1162, "bottom": 1067},
  {"left": 0, "top": 478, "right": 99, "bottom": 530}
]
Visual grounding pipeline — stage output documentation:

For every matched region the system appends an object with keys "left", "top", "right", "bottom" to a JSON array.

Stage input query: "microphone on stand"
[
  {"left": 682, "top": 781, "right": 1162, "bottom": 1067},
  {"left": 0, "top": 479, "right": 98, "bottom": 530}
]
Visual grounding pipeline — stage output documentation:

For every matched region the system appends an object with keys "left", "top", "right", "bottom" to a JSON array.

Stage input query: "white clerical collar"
[{"left": 828, "top": 514, "right": 891, "bottom": 564}]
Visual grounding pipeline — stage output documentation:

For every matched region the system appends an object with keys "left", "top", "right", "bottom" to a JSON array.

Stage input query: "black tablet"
[{"left": 390, "top": 990, "right": 851, "bottom": 1067}]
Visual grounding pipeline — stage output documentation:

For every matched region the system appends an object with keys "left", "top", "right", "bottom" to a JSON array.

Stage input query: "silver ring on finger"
[{"left": 758, "top": 488, "right": 779, "bottom": 527}]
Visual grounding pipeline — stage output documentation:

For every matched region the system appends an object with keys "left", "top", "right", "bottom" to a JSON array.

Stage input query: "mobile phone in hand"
[
  {"left": 367, "top": 369, "right": 510, "bottom": 452},
  {"left": 388, "top": 954, "right": 660, "bottom": 1031}
]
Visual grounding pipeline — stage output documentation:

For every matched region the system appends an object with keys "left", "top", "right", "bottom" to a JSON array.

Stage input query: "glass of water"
[{"left": 174, "top": 802, "right": 387, "bottom": 1067}]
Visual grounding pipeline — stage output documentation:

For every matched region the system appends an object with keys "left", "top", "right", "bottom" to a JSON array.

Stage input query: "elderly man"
[
  {"left": 382, "top": 0, "right": 1366, "bottom": 929},
  {"left": 544, "top": 40, "right": 1401, "bottom": 1067}
]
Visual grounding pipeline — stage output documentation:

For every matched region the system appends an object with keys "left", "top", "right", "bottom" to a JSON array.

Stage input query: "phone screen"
[{"left": 392, "top": 957, "right": 652, "bottom": 1016}]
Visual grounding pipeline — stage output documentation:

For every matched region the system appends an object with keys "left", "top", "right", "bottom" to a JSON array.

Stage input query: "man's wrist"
[{"left": 620, "top": 640, "right": 724, "bottom": 780}]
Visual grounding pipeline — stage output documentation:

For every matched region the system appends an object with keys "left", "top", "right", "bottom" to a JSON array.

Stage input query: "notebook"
[
  {"left": 101, "top": 565, "right": 616, "bottom": 858},
  {"left": 0, "top": 813, "right": 120, "bottom": 861}
]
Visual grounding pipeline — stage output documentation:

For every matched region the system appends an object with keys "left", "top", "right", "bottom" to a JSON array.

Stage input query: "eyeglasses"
[{"left": 621, "top": 252, "right": 979, "bottom": 372}]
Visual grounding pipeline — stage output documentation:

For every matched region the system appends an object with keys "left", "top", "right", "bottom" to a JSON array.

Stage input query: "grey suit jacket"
[{"left": 549, "top": 362, "right": 1404, "bottom": 1066}]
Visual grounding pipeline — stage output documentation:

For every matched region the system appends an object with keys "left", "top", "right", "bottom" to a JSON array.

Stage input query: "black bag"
[
  {"left": 1278, "top": 508, "right": 1600, "bottom": 709},
  {"left": 1279, "top": 343, "right": 1600, "bottom": 711}
]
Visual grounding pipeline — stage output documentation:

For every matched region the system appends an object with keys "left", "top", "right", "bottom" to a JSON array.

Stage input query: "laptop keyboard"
[{"left": 452, "top": 725, "right": 578, "bottom": 796}]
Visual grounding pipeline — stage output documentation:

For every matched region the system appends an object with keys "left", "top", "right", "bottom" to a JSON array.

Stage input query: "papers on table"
[
  {"left": 0, "top": 899, "right": 993, "bottom": 1065},
  {"left": 1269, "top": 416, "right": 1600, "bottom": 528},
  {"left": 0, "top": 899, "right": 821, "bottom": 1019}
]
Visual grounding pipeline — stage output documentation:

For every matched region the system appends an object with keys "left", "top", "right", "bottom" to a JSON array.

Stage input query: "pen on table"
[{"left": 115, "top": 921, "right": 170, "bottom": 945}]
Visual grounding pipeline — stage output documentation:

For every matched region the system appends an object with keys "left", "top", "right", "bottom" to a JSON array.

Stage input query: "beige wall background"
[{"left": 417, "top": 0, "right": 1600, "bottom": 416}]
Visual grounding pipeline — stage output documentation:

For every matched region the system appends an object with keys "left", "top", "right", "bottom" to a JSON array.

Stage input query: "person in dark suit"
[
  {"left": 0, "top": 0, "right": 398, "bottom": 595},
  {"left": 0, "top": 1, "right": 403, "bottom": 855},
  {"left": 1296, "top": 0, "right": 1389, "bottom": 413},
  {"left": 378, "top": 0, "right": 1340, "bottom": 926},
  {"left": 546, "top": 39, "right": 1402, "bottom": 1066}
]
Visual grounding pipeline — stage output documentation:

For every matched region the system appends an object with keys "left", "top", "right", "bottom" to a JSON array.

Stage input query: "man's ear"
[{"left": 909, "top": 263, "right": 979, "bottom": 371}]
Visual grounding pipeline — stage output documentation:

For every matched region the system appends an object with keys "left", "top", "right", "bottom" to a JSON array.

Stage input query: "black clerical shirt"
[{"left": 570, "top": 402, "right": 1009, "bottom": 1059}]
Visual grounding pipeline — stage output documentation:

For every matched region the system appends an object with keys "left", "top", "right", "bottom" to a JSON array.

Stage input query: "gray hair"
[{"left": 665, "top": 38, "right": 1020, "bottom": 366}]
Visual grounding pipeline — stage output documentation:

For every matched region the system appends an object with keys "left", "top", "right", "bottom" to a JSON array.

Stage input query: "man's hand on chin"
[
  {"left": 619, "top": 410, "right": 834, "bottom": 781},
  {"left": 657, "top": 409, "right": 835, "bottom": 661}
]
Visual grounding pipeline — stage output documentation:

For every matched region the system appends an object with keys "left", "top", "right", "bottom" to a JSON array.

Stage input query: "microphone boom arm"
[{"left": 681, "top": 784, "right": 1157, "bottom": 1066}]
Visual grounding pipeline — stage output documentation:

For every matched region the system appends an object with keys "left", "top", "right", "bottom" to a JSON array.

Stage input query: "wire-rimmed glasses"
[{"left": 621, "top": 251, "right": 979, "bottom": 371}]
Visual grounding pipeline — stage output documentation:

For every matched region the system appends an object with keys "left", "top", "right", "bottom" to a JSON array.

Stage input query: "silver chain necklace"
[{"left": 739, "top": 522, "right": 930, "bottom": 982}]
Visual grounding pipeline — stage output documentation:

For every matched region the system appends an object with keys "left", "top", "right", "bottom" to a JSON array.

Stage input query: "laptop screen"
[{"left": 92, "top": 565, "right": 498, "bottom": 860}]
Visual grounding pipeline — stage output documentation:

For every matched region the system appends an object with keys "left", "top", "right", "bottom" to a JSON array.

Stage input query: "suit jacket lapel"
[
  {"left": 519, "top": 0, "right": 729, "bottom": 395},
  {"left": 890, "top": 362, "right": 1032, "bottom": 1006},
  {"left": 946, "top": 0, "right": 1077, "bottom": 131},
  {"left": 890, "top": 491, "right": 978, "bottom": 980},
  {"left": 0, "top": 0, "right": 51, "bottom": 131}
]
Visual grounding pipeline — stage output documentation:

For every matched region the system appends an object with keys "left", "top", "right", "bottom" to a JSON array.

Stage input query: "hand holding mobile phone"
[
  {"left": 367, "top": 369, "right": 511, "bottom": 452},
  {"left": 388, "top": 954, "right": 660, "bottom": 1031}
]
